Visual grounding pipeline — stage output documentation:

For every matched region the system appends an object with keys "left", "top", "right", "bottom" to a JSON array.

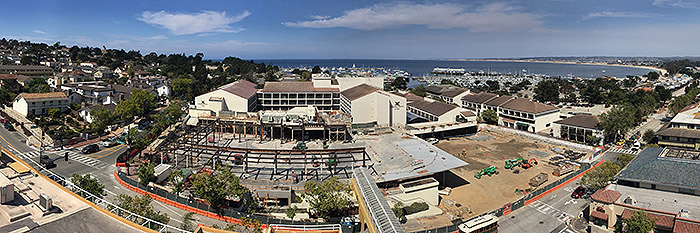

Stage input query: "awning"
[
  {"left": 591, "top": 211, "right": 608, "bottom": 220},
  {"left": 503, "top": 118, "right": 515, "bottom": 123},
  {"left": 516, "top": 122, "right": 529, "bottom": 127}
]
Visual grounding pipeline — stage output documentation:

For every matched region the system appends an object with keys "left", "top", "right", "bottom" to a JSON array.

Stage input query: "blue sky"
[{"left": 2, "top": 0, "right": 700, "bottom": 59}]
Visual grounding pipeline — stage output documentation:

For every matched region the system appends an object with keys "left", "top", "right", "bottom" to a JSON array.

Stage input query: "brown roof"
[
  {"left": 261, "top": 82, "right": 339, "bottom": 92},
  {"left": 461, "top": 92, "right": 498, "bottom": 104},
  {"left": 341, "top": 84, "right": 378, "bottom": 101},
  {"left": 656, "top": 128, "right": 700, "bottom": 139},
  {"left": 484, "top": 95, "right": 514, "bottom": 107},
  {"left": 440, "top": 88, "right": 469, "bottom": 98},
  {"left": 674, "top": 220, "right": 700, "bottom": 233},
  {"left": 17, "top": 92, "right": 68, "bottom": 101},
  {"left": 500, "top": 98, "right": 559, "bottom": 114},
  {"left": 0, "top": 74, "right": 27, "bottom": 80},
  {"left": 393, "top": 92, "right": 423, "bottom": 102},
  {"left": 679, "top": 102, "right": 700, "bottom": 114},
  {"left": 218, "top": 80, "right": 257, "bottom": 98},
  {"left": 58, "top": 70, "right": 88, "bottom": 77},
  {"left": 590, "top": 189, "right": 621, "bottom": 204},
  {"left": 590, "top": 211, "right": 608, "bottom": 220},
  {"left": 554, "top": 114, "right": 600, "bottom": 129},
  {"left": 460, "top": 111, "right": 476, "bottom": 117},
  {"left": 621, "top": 209, "right": 675, "bottom": 228},
  {"left": 408, "top": 100, "right": 456, "bottom": 116}
]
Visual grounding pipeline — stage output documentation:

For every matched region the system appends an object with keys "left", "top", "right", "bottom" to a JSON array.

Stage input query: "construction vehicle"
[
  {"left": 474, "top": 166, "right": 499, "bottom": 179},
  {"left": 504, "top": 158, "right": 525, "bottom": 169},
  {"left": 293, "top": 141, "right": 308, "bottom": 150},
  {"left": 521, "top": 158, "right": 538, "bottom": 169},
  {"left": 529, "top": 173, "right": 548, "bottom": 187}
]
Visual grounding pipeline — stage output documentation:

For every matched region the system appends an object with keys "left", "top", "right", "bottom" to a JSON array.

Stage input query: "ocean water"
[{"left": 256, "top": 59, "right": 655, "bottom": 79}]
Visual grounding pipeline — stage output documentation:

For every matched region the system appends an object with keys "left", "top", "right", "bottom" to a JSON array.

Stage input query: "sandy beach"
[{"left": 467, "top": 59, "right": 667, "bottom": 75}]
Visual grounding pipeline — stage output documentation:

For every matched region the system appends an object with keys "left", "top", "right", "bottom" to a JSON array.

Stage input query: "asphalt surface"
[
  {"left": 0, "top": 126, "right": 232, "bottom": 230},
  {"left": 498, "top": 151, "right": 623, "bottom": 233}
]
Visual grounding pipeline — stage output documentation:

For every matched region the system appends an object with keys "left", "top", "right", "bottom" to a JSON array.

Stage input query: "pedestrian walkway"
[
  {"left": 606, "top": 147, "right": 640, "bottom": 155},
  {"left": 528, "top": 200, "right": 575, "bottom": 224},
  {"left": 17, "top": 150, "right": 110, "bottom": 169}
]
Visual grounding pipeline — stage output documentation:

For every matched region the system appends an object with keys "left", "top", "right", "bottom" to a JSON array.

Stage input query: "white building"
[
  {"left": 258, "top": 81, "right": 340, "bottom": 111},
  {"left": 552, "top": 114, "right": 603, "bottom": 145},
  {"left": 79, "top": 104, "right": 117, "bottom": 123},
  {"left": 194, "top": 80, "right": 258, "bottom": 115},
  {"left": 407, "top": 99, "right": 475, "bottom": 124},
  {"left": 436, "top": 88, "right": 472, "bottom": 106},
  {"left": 461, "top": 92, "right": 498, "bottom": 115},
  {"left": 340, "top": 84, "right": 406, "bottom": 128},
  {"left": 156, "top": 84, "right": 170, "bottom": 97},
  {"left": 498, "top": 98, "right": 560, "bottom": 133},
  {"left": 13, "top": 92, "right": 69, "bottom": 116}
]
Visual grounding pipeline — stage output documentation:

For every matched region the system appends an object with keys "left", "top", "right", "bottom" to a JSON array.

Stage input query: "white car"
[{"left": 631, "top": 142, "right": 641, "bottom": 151}]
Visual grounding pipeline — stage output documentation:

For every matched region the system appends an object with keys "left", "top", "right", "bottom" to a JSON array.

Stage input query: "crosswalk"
[
  {"left": 529, "top": 200, "right": 575, "bottom": 224},
  {"left": 16, "top": 150, "right": 110, "bottom": 169},
  {"left": 606, "top": 147, "right": 640, "bottom": 155}
]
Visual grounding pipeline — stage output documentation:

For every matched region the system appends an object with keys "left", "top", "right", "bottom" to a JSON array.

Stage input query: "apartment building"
[
  {"left": 257, "top": 82, "right": 340, "bottom": 111},
  {"left": 340, "top": 84, "right": 406, "bottom": 128},
  {"left": 13, "top": 92, "right": 69, "bottom": 116},
  {"left": 498, "top": 98, "right": 560, "bottom": 133}
]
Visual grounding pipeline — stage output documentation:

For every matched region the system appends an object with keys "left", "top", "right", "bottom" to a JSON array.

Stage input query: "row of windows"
[
  {"left": 259, "top": 93, "right": 339, "bottom": 99},
  {"left": 30, "top": 100, "right": 68, "bottom": 106},
  {"left": 671, "top": 123, "right": 700, "bottom": 130},
  {"left": 408, "top": 107, "right": 438, "bottom": 121},
  {"left": 660, "top": 136, "right": 698, "bottom": 143},
  {"left": 261, "top": 100, "right": 338, "bottom": 105},
  {"left": 501, "top": 109, "right": 534, "bottom": 119}
]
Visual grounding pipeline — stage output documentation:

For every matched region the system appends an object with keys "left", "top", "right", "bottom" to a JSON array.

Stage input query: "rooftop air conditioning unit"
[{"left": 39, "top": 193, "right": 52, "bottom": 211}]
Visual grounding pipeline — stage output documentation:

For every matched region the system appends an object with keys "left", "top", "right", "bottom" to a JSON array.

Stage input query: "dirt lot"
[{"left": 412, "top": 129, "right": 584, "bottom": 229}]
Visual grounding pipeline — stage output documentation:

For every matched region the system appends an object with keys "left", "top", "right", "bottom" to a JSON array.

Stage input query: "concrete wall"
[
  {"left": 350, "top": 91, "right": 406, "bottom": 127},
  {"left": 194, "top": 89, "right": 251, "bottom": 113},
  {"left": 12, "top": 98, "right": 29, "bottom": 116},
  {"left": 533, "top": 110, "right": 561, "bottom": 133},
  {"left": 588, "top": 202, "right": 617, "bottom": 229}
]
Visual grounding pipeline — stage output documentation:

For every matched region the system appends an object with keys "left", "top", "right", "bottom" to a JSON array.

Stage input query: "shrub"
[{"left": 403, "top": 202, "right": 429, "bottom": 215}]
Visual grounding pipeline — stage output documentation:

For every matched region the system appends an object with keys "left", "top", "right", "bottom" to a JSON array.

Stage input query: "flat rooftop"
[
  {"left": 360, "top": 133, "right": 468, "bottom": 183},
  {"left": 616, "top": 147, "right": 700, "bottom": 190},
  {"left": 607, "top": 184, "right": 700, "bottom": 221}
]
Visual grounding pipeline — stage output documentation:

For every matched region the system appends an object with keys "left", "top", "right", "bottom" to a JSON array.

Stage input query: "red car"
[{"left": 571, "top": 186, "right": 586, "bottom": 198}]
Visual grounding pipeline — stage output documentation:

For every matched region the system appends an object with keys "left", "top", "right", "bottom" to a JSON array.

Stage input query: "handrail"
[{"left": 1, "top": 147, "right": 188, "bottom": 233}]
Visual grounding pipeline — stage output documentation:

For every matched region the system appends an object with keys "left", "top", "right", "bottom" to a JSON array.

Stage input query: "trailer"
[{"left": 529, "top": 173, "right": 548, "bottom": 187}]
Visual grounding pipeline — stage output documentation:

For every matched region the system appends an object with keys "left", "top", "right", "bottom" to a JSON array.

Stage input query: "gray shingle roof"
[
  {"left": 461, "top": 92, "right": 498, "bottom": 104},
  {"left": 554, "top": 114, "right": 600, "bottom": 129},
  {"left": 656, "top": 128, "right": 700, "bottom": 139},
  {"left": 484, "top": 95, "right": 514, "bottom": 107},
  {"left": 408, "top": 100, "right": 456, "bottom": 116},
  {"left": 616, "top": 147, "right": 700, "bottom": 189},
  {"left": 500, "top": 98, "right": 559, "bottom": 114},
  {"left": 341, "top": 84, "right": 378, "bottom": 101}
]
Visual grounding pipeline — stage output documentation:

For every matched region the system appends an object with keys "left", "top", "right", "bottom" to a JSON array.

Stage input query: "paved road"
[
  {"left": 0, "top": 126, "right": 231, "bottom": 230},
  {"left": 499, "top": 151, "right": 621, "bottom": 233}
]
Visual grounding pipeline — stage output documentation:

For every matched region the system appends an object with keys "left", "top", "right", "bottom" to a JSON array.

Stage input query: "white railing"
[{"left": 5, "top": 147, "right": 189, "bottom": 233}]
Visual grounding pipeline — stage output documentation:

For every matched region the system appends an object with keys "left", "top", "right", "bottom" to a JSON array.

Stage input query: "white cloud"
[
  {"left": 33, "top": 30, "right": 47, "bottom": 34},
  {"left": 582, "top": 11, "right": 652, "bottom": 20},
  {"left": 137, "top": 10, "right": 251, "bottom": 35},
  {"left": 310, "top": 15, "right": 330, "bottom": 20},
  {"left": 282, "top": 2, "right": 543, "bottom": 32},
  {"left": 652, "top": 0, "right": 700, "bottom": 8}
]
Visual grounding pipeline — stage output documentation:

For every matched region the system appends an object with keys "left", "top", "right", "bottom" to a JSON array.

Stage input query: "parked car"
[
  {"left": 102, "top": 139, "right": 118, "bottom": 147},
  {"left": 571, "top": 186, "right": 586, "bottom": 198},
  {"left": 81, "top": 144, "right": 100, "bottom": 154},
  {"left": 39, "top": 155, "right": 55, "bottom": 168},
  {"left": 631, "top": 142, "right": 641, "bottom": 151},
  {"left": 0, "top": 118, "right": 8, "bottom": 124},
  {"left": 3, "top": 123, "right": 14, "bottom": 131}
]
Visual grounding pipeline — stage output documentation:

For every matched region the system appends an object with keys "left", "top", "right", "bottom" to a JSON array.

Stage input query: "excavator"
[{"left": 474, "top": 166, "right": 499, "bottom": 179}]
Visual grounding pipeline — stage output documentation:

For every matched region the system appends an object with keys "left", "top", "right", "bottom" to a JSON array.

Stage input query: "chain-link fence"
[
  {"left": 117, "top": 171, "right": 335, "bottom": 226},
  {"left": 409, "top": 162, "right": 592, "bottom": 233}
]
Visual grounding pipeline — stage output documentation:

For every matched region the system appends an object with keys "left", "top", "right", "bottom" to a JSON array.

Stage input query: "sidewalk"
[
  {"left": 1, "top": 107, "right": 53, "bottom": 147},
  {"left": 66, "top": 128, "right": 125, "bottom": 149}
]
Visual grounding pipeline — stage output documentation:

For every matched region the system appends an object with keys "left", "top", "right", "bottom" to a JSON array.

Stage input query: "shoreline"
[{"left": 466, "top": 59, "right": 667, "bottom": 75}]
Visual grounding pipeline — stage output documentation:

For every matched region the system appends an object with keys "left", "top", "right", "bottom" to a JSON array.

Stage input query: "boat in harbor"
[{"left": 432, "top": 67, "right": 466, "bottom": 75}]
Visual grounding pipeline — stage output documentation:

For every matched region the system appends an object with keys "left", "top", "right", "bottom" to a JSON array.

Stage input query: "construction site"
[{"left": 399, "top": 128, "right": 588, "bottom": 231}]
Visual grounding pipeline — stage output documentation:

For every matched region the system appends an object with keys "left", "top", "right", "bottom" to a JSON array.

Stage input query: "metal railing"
[{"left": 4, "top": 147, "right": 188, "bottom": 233}]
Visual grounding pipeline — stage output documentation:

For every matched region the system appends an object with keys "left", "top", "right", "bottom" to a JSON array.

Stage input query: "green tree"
[
  {"left": 115, "top": 194, "right": 169, "bottom": 226},
  {"left": 534, "top": 80, "right": 560, "bottom": 102},
  {"left": 586, "top": 135, "right": 600, "bottom": 146},
  {"left": 24, "top": 78, "right": 50, "bottom": 93},
  {"left": 168, "top": 169, "right": 186, "bottom": 195},
  {"left": 301, "top": 71, "right": 312, "bottom": 81},
  {"left": 0, "top": 87, "right": 16, "bottom": 105},
  {"left": 116, "top": 89, "right": 157, "bottom": 121},
  {"left": 311, "top": 66, "right": 322, "bottom": 74},
  {"left": 286, "top": 206, "right": 298, "bottom": 220},
  {"left": 71, "top": 174, "right": 105, "bottom": 197},
  {"left": 172, "top": 78, "right": 195, "bottom": 100},
  {"left": 181, "top": 212, "right": 195, "bottom": 231},
  {"left": 440, "top": 79, "right": 459, "bottom": 87},
  {"left": 581, "top": 161, "right": 620, "bottom": 189},
  {"left": 392, "top": 202, "right": 405, "bottom": 220},
  {"left": 302, "top": 177, "right": 351, "bottom": 219},
  {"left": 599, "top": 106, "right": 635, "bottom": 142},
  {"left": 481, "top": 109, "right": 498, "bottom": 125},
  {"left": 614, "top": 153, "right": 635, "bottom": 168},
  {"left": 391, "top": 77, "right": 408, "bottom": 90},
  {"left": 410, "top": 85, "right": 427, "bottom": 97},
  {"left": 626, "top": 210, "right": 656, "bottom": 233},
  {"left": 644, "top": 71, "right": 660, "bottom": 81},
  {"left": 138, "top": 163, "right": 155, "bottom": 186},
  {"left": 643, "top": 129, "right": 655, "bottom": 143},
  {"left": 191, "top": 166, "right": 250, "bottom": 210},
  {"left": 47, "top": 107, "right": 60, "bottom": 118},
  {"left": 90, "top": 105, "right": 115, "bottom": 133}
]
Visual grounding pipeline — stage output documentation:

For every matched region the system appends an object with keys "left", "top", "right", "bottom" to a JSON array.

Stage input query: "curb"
[{"left": 113, "top": 171, "right": 268, "bottom": 228}]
